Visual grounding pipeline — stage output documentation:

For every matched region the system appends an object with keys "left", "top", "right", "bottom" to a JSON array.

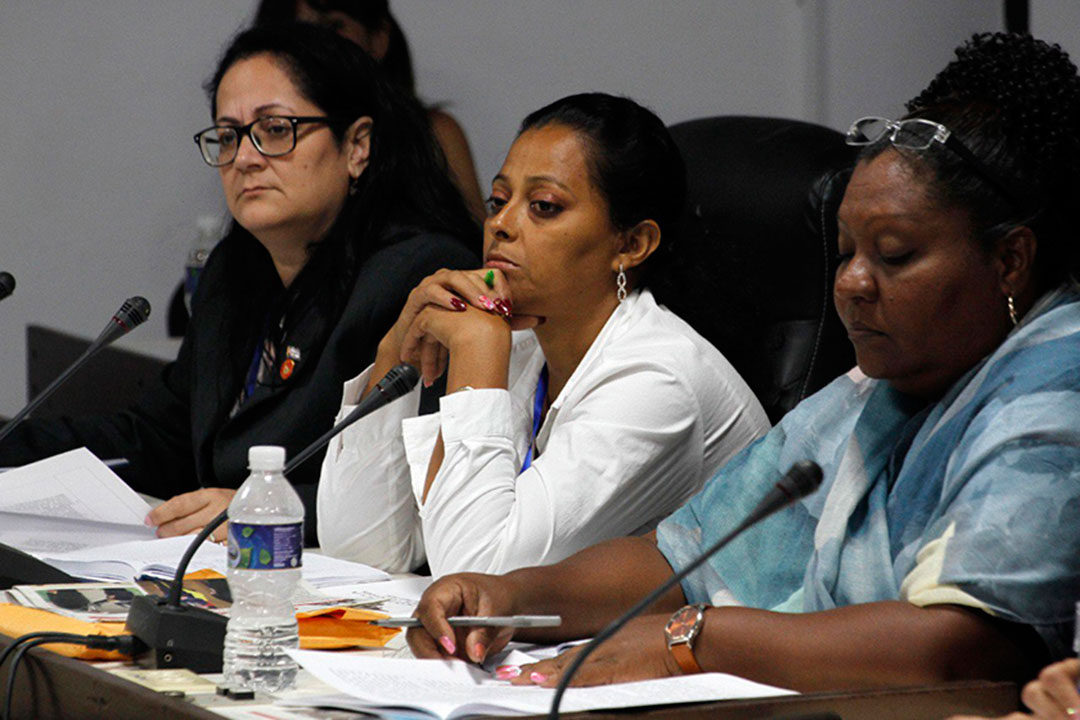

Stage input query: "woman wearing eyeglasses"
[
  {"left": 405, "top": 33, "right": 1080, "bottom": 692},
  {"left": 0, "top": 24, "right": 477, "bottom": 544}
]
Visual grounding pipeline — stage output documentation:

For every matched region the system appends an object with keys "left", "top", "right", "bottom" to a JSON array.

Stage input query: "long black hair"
[
  {"left": 204, "top": 23, "right": 476, "bottom": 347},
  {"left": 253, "top": 0, "right": 416, "bottom": 94},
  {"left": 517, "top": 93, "right": 687, "bottom": 288},
  {"left": 861, "top": 32, "right": 1080, "bottom": 290}
]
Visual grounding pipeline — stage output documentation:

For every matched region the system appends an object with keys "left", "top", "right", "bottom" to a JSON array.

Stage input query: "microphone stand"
[
  {"left": 125, "top": 363, "right": 420, "bottom": 672},
  {"left": 0, "top": 296, "right": 151, "bottom": 445},
  {"left": 548, "top": 461, "right": 824, "bottom": 720}
]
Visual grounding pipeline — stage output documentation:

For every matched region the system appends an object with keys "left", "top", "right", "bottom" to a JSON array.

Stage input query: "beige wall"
[{"left": 0, "top": 1, "right": 1017, "bottom": 414}]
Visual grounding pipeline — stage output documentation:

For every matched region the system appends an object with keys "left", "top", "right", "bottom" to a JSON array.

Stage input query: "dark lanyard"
[
  {"left": 242, "top": 313, "right": 276, "bottom": 402},
  {"left": 520, "top": 364, "right": 548, "bottom": 474},
  {"left": 242, "top": 340, "right": 264, "bottom": 402}
]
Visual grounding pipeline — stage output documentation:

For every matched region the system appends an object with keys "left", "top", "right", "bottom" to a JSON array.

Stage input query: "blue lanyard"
[
  {"left": 242, "top": 313, "right": 275, "bottom": 404},
  {"left": 520, "top": 364, "right": 548, "bottom": 474}
]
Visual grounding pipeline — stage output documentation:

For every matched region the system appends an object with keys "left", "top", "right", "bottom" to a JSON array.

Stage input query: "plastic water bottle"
[
  {"left": 224, "top": 446, "right": 304, "bottom": 692},
  {"left": 1074, "top": 600, "right": 1080, "bottom": 655},
  {"left": 182, "top": 215, "right": 219, "bottom": 313}
]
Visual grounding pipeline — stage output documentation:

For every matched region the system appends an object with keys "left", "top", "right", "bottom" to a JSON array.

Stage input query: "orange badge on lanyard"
[{"left": 280, "top": 358, "right": 295, "bottom": 380}]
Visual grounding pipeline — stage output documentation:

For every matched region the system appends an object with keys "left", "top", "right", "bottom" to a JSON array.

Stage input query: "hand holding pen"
[
  {"left": 373, "top": 615, "right": 561, "bottom": 628},
  {"left": 405, "top": 573, "right": 533, "bottom": 664}
]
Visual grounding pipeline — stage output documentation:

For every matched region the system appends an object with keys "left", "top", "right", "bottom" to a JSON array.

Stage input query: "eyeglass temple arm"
[{"left": 941, "top": 135, "right": 1022, "bottom": 206}]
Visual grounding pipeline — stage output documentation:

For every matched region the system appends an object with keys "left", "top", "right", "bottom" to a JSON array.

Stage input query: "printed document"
[
  {"left": 37, "top": 536, "right": 390, "bottom": 587},
  {"left": 0, "top": 449, "right": 389, "bottom": 587},
  {"left": 282, "top": 649, "right": 795, "bottom": 719},
  {"left": 0, "top": 448, "right": 154, "bottom": 553}
]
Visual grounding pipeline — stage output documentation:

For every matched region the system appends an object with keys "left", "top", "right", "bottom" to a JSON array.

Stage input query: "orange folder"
[
  {"left": 296, "top": 606, "right": 399, "bottom": 650},
  {"left": 0, "top": 604, "right": 131, "bottom": 660}
]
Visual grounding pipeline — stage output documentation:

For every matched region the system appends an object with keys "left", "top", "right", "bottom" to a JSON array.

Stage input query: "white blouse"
[{"left": 316, "top": 289, "right": 769, "bottom": 576}]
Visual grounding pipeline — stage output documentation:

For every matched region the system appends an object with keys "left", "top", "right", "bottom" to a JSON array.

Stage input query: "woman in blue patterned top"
[{"left": 403, "top": 33, "right": 1080, "bottom": 692}]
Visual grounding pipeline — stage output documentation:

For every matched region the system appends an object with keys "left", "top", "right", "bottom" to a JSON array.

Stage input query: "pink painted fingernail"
[
  {"left": 472, "top": 642, "right": 486, "bottom": 661},
  {"left": 143, "top": 515, "right": 153, "bottom": 526},
  {"left": 495, "top": 665, "right": 521, "bottom": 679},
  {"left": 530, "top": 672, "right": 547, "bottom": 684},
  {"left": 439, "top": 635, "right": 456, "bottom": 654},
  {"left": 450, "top": 297, "right": 466, "bottom": 311},
  {"left": 478, "top": 295, "right": 496, "bottom": 311},
  {"left": 423, "top": 377, "right": 433, "bottom": 388}
]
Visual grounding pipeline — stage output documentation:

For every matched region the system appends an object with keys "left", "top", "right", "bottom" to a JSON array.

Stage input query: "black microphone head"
[
  {"left": 377, "top": 363, "right": 421, "bottom": 400},
  {"left": 781, "top": 460, "right": 824, "bottom": 499},
  {"left": 0, "top": 271, "right": 14, "bottom": 300},
  {"left": 93, "top": 296, "right": 152, "bottom": 348},
  {"left": 115, "top": 296, "right": 152, "bottom": 330}
]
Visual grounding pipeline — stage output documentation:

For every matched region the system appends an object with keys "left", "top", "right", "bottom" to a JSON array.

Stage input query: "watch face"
[{"left": 665, "top": 605, "right": 702, "bottom": 643}]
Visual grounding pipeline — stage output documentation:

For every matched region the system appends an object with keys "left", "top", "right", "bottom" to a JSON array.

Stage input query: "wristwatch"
[{"left": 664, "top": 603, "right": 708, "bottom": 674}]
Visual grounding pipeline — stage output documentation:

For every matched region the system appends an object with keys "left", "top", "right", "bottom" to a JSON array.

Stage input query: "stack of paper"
[
  {"left": 37, "top": 535, "right": 389, "bottom": 586},
  {"left": 1, "top": 449, "right": 390, "bottom": 588},
  {"left": 281, "top": 650, "right": 796, "bottom": 719},
  {"left": 0, "top": 448, "right": 155, "bottom": 554}
]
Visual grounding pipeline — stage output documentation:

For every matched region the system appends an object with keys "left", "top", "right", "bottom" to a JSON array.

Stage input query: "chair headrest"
[{"left": 651, "top": 116, "right": 856, "bottom": 421}]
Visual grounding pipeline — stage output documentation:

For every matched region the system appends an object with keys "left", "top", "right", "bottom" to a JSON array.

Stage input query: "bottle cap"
[
  {"left": 248, "top": 445, "right": 286, "bottom": 471},
  {"left": 195, "top": 214, "right": 220, "bottom": 238}
]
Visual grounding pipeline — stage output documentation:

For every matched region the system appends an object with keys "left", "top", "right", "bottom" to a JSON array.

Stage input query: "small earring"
[
  {"left": 348, "top": 175, "right": 360, "bottom": 196},
  {"left": 616, "top": 263, "right": 627, "bottom": 303},
  {"left": 1007, "top": 295, "right": 1018, "bottom": 327}
]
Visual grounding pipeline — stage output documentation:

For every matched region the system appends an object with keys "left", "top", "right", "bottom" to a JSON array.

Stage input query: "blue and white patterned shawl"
[{"left": 657, "top": 281, "right": 1080, "bottom": 658}]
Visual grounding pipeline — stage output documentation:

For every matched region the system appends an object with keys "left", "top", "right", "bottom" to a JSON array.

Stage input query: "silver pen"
[{"left": 371, "top": 614, "right": 562, "bottom": 628}]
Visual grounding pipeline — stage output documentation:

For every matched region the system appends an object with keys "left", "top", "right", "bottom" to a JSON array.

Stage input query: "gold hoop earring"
[
  {"left": 1007, "top": 295, "right": 1018, "bottom": 327},
  {"left": 616, "top": 263, "right": 627, "bottom": 303}
]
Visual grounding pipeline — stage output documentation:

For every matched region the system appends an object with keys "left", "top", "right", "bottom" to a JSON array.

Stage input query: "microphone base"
[
  {"left": 0, "top": 542, "right": 78, "bottom": 589},
  {"left": 125, "top": 595, "right": 227, "bottom": 673}
]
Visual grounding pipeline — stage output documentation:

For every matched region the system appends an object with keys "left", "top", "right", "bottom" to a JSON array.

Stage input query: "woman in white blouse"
[{"left": 317, "top": 93, "right": 769, "bottom": 575}]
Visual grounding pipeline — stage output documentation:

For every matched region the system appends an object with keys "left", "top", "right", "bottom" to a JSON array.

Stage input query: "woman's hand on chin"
[
  {"left": 379, "top": 269, "right": 514, "bottom": 367},
  {"left": 504, "top": 614, "right": 682, "bottom": 687},
  {"left": 401, "top": 302, "right": 511, "bottom": 387},
  {"left": 145, "top": 487, "right": 237, "bottom": 542}
]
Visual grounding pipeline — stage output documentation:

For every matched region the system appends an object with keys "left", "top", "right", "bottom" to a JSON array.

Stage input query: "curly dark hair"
[{"left": 864, "top": 32, "right": 1080, "bottom": 288}]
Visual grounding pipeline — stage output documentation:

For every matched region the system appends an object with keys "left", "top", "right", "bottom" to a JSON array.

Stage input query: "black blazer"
[{"left": 0, "top": 229, "right": 477, "bottom": 544}]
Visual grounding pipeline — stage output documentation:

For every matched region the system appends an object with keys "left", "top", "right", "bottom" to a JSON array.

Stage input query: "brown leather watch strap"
[{"left": 669, "top": 640, "right": 703, "bottom": 674}]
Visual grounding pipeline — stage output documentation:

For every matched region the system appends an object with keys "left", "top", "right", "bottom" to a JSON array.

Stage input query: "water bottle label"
[{"left": 227, "top": 522, "right": 303, "bottom": 570}]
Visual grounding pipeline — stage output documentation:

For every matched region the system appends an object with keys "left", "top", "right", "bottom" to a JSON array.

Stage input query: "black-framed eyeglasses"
[
  {"left": 845, "top": 116, "right": 1022, "bottom": 207},
  {"left": 193, "top": 115, "right": 337, "bottom": 167}
]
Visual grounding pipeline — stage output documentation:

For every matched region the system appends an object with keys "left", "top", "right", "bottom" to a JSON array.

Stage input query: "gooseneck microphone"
[
  {"left": 0, "top": 272, "right": 14, "bottom": 302},
  {"left": 0, "top": 296, "right": 151, "bottom": 445},
  {"left": 548, "top": 461, "right": 824, "bottom": 720},
  {"left": 125, "top": 362, "right": 421, "bottom": 672},
  {"left": 284, "top": 362, "right": 422, "bottom": 473},
  {"left": 90, "top": 296, "right": 152, "bottom": 350}
]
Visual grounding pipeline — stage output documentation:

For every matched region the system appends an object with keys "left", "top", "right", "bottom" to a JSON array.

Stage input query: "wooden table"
[{"left": 2, "top": 633, "right": 1020, "bottom": 720}]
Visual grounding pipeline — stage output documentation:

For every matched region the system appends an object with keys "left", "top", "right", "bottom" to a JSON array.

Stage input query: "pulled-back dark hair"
[
  {"left": 518, "top": 93, "right": 687, "bottom": 286},
  {"left": 860, "top": 32, "right": 1080, "bottom": 288},
  {"left": 254, "top": 0, "right": 416, "bottom": 94},
  {"left": 205, "top": 23, "right": 476, "bottom": 369}
]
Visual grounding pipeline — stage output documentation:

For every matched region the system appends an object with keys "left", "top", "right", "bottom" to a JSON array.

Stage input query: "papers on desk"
[
  {"left": 281, "top": 649, "right": 796, "bottom": 719},
  {"left": 0, "top": 448, "right": 154, "bottom": 554},
  {"left": 34, "top": 536, "right": 390, "bottom": 587},
  {"left": 36, "top": 535, "right": 224, "bottom": 583},
  {"left": 0, "top": 448, "right": 390, "bottom": 587}
]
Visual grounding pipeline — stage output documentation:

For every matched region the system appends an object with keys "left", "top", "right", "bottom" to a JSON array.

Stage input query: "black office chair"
[{"left": 653, "top": 116, "right": 856, "bottom": 424}]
